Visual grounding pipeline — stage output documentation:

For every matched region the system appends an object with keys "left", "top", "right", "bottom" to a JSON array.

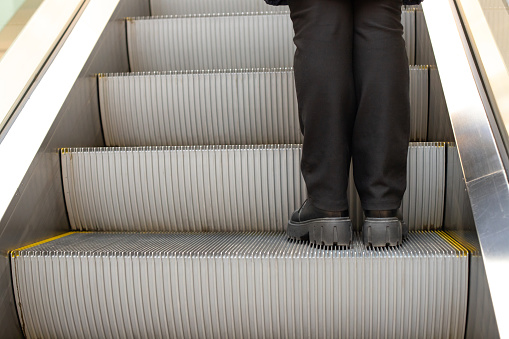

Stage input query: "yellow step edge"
[
  {"left": 11, "top": 232, "right": 82, "bottom": 258},
  {"left": 436, "top": 231, "right": 469, "bottom": 255}
]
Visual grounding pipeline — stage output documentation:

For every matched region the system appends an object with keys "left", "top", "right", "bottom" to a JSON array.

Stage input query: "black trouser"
[{"left": 288, "top": 0, "right": 410, "bottom": 212}]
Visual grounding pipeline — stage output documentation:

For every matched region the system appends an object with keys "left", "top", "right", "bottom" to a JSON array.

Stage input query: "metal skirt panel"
[
  {"left": 127, "top": 11, "right": 418, "bottom": 72},
  {"left": 12, "top": 232, "right": 468, "bottom": 339},
  {"left": 150, "top": 0, "right": 288, "bottom": 15},
  {"left": 62, "top": 144, "right": 444, "bottom": 232},
  {"left": 348, "top": 142, "right": 445, "bottom": 231},
  {"left": 444, "top": 144, "right": 475, "bottom": 231},
  {"left": 99, "top": 67, "right": 430, "bottom": 147},
  {"left": 98, "top": 69, "right": 302, "bottom": 146},
  {"left": 127, "top": 13, "right": 295, "bottom": 72}
]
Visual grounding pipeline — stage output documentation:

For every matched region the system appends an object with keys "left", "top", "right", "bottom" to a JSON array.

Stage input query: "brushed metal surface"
[
  {"left": 348, "top": 142, "right": 445, "bottom": 231},
  {"left": 447, "top": 231, "right": 499, "bottom": 338},
  {"left": 423, "top": 0, "right": 509, "bottom": 336},
  {"left": 127, "top": 10, "right": 419, "bottom": 72},
  {"left": 99, "top": 66, "right": 431, "bottom": 146},
  {"left": 415, "top": 8, "right": 436, "bottom": 65},
  {"left": 409, "top": 65, "right": 429, "bottom": 141},
  {"left": 150, "top": 0, "right": 288, "bottom": 15},
  {"left": 402, "top": 7, "right": 416, "bottom": 64},
  {"left": 428, "top": 67, "right": 454, "bottom": 142},
  {"left": 0, "top": 0, "right": 149, "bottom": 337},
  {"left": 11, "top": 231, "right": 469, "bottom": 339},
  {"left": 61, "top": 144, "right": 444, "bottom": 232},
  {"left": 444, "top": 144, "right": 475, "bottom": 231}
]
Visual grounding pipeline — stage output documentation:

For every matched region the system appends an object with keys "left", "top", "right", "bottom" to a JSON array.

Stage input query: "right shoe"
[
  {"left": 362, "top": 210, "right": 404, "bottom": 247},
  {"left": 287, "top": 200, "right": 353, "bottom": 246}
]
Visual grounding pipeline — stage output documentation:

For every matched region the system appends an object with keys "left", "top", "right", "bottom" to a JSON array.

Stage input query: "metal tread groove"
[
  {"left": 98, "top": 66, "right": 430, "bottom": 146},
  {"left": 11, "top": 231, "right": 468, "bottom": 339},
  {"left": 61, "top": 143, "right": 445, "bottom": 232}
]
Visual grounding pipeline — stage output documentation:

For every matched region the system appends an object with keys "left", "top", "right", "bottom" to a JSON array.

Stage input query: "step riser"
[
  {"left": 127, "top": 11, "right": 425, "bottom": 72},
  {"left": 150, "top": 0, "right": 289, "bottom": 15},
  {"left": 99, "top": 66, "right": 433, "bottom": 146},
  {"left": 12, "top": 232, "right": 468, "bottom": 339},
  {"left": 61, "top": 144, "right": 445, "bottom": 232}
]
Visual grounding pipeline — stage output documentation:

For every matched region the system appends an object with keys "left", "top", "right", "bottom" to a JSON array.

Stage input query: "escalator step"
[
  {"left": 61, "top": 143, "right": 445, "bottom": 232},
  {"left": 126, "top": 11, "right": 420, "bottom": 72},
  {"left": 11, "top": 231, "right": 468, "bottom": 339},
  {"left": 99, "top": 66, "right": 429, "bottom": 146},
  {"left": 150, "top": 0, "right": 288, "bottom": 15}
]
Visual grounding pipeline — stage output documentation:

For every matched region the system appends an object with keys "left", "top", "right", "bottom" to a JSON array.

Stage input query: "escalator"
[{"left": 3, "top": 1, "right": 501, "bottom": 338}]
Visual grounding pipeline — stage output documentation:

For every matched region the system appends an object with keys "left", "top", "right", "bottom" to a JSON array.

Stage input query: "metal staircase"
[{"left": 9, "top": 2, "right": 474, "bottom": 338}]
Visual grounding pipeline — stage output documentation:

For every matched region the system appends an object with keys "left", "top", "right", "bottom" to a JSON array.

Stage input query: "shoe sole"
[
  {"left": 363, "top": 217, "right": 403, "bottom": 247},
  {"left": 287, "top": 218, "right": 353, "bottom": 246}
]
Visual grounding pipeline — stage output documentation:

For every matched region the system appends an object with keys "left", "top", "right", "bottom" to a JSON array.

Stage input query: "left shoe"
[
  {"left": 362, "top": 210, "right": 404, "bottom": 247},
  {"left": 287, "top": 200, "right": 353, "bottom": 246}
]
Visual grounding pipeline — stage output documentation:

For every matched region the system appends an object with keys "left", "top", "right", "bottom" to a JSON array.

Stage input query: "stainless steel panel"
[
  {"left": 444, "top": 144, "right": 475, "bottom": 231},
  {"left": 127, "top": 13, "right": 295, "bottom": 72},
  {"left": 62, "top": 144, "right": 444, "bottom": 232},
  {"left": 349, "top": 142, "right": 445, "bottom": 231},
  {"left": 127, "top": 11, "right": 419, "bottom": 72},
  {"left": 150, "top": 0, "right": 288, "bottom": 15},
  {"left": 428, "top": 67, "right": 454, "bottom": 142},
  {"left": 423, "top": 1, "right": 509, "bottom": 335},
  {"left": 99, "top": 66, "right": 430, "bottom": 146},
  {"left": 0, "top": 0, "right": 149, "bottom": 337},
  {"left": 12, "top": 231, "right": 469, "bottom": 339}
]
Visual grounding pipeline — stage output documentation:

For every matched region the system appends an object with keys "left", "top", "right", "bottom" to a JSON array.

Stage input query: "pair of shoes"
[
  {"left": 287, "top": 199, "right": 352, "bottom": 246},
  {"left": 287, "top": 201, "right": 407, "bottom": 247},
  {"left": 363, "top": 210, "right": 404, "bottom": 247}
]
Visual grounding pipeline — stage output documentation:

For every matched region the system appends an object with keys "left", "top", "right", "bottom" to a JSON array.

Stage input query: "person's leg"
[
  {"left": 351, "top": 0, "right": 410, "bottom": 246},
  {"left": 352, "top": 0, "right": 410, "bottom": 211},
  {"left": 289, "top": 0, "right": 356, "bottom": 212},
  {"left": 287, "top": 0, "right": 355, "bottom": 245}
]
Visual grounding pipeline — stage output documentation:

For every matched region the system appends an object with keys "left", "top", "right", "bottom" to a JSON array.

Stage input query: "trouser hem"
[
  {"left": 361, "top": 199, "right": 402, "bottom": 211},
  {"left": 308, "top": 196, "right": 349, "bottom": 212}
]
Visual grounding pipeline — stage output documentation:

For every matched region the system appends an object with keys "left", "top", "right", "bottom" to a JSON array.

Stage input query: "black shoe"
[
  {"left": 287, "top": 200, "right": 352, "bottom": 246},
  {"left": 363, "top": 210, "right": 404, "bottom": 247}
]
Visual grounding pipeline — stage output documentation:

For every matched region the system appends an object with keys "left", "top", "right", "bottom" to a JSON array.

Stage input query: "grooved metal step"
[
  {"left": 126, "top": 11, "right": 423, "bottom": 72},
  {"left": 11, "top": 231, "right": 468, "bottom": 339},
  {"left": 98, "top": 66, "right": 431, "bottom": 146},
  {"left": 61, "top": 143, "right": 445, "bottom": 232},
  {"left": 150, "top": 0, "right": 288, "bottom": 15}
]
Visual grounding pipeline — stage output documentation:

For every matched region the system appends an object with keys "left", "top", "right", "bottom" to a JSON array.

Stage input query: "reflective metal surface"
[
  {"left": 0, "top": 0, "right": 84, "bottom": 133},
  {"left": 0, "top": 0, "right": 149, "bottom": 337},
  {"left": 12, "top": 231, "right": 469, "bottom": 339},
  {"left": 423, "top": 0, "right": 509, "bottom": 336},
  {"left": 455, "top": 0, "right": 509, "bottom": 163}
]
